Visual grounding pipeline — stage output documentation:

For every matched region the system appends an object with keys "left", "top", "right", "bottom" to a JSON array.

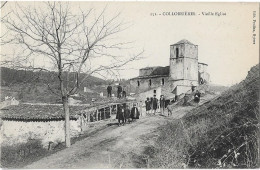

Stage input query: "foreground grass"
[{"left": 1, "top": 124, "right": 108, "bottom": 168}]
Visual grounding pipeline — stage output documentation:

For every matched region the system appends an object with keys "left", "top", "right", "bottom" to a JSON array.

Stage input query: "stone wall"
[
  {"left": 198, "top": 63, "right": 210, "bottom": 83},
  {"left": 129, "top": 76, "right": 169, "bottom": 94},
  {"left": 2, "top": 119, "right": 81, "bottom": 148}
]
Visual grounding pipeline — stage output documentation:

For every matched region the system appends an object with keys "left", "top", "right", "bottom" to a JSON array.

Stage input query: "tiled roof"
[
  {"left": 0, "top": 104, "right": 88, "bottom": 120},
  {"left": 131, "top": 74, "right": 169, "bottom": 80},
  {"left": 131, "top": 66, "right": 170, "bottom": 80},
  {"left": 0, "top": 101, "right": 129, "bottom": 120},
  {"left": 150, "top": 66, "right": 170, "bottom": 76}
]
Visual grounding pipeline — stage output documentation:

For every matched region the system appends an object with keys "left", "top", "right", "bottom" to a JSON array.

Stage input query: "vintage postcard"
[{"left": 0, "top": 1, "right": 259, "bottom": 169}]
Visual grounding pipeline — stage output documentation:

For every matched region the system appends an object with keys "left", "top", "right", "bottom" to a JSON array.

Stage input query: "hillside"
[
  {"left": 148, "top": 64, "right": 259, "bottom": 168},
  {"left": 0, "top": 67, "right": 106, "bottom": 87},
  {"left": 0, "top": 67, "right": 109, "bottom": 103}
]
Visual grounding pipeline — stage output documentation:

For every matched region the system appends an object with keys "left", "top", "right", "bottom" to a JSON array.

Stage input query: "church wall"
[
  {"left": 183, "top": 57, "right": 198, "bottom": 82},
  {"left": 129, "top": 76, "right": 170, "bottom": 94},
  {"left": 169, "top": 58, "right": 184, "bottom": 80}
]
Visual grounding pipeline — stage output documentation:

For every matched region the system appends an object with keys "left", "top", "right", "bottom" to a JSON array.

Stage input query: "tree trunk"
[{"left": 62, "top": 96, "right": 71, "bottom": 147}]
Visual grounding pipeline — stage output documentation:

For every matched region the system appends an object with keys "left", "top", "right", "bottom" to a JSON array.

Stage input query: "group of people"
[
  {"left": 145, "top": 95, "right": 167, "bottom": 115},
  {"left": 107, "top": 84, "right": 126, "bottom": 99},
  {"left": 144, "top": 90, "right": 201, "bottom": 116},
  {"left": 116, "top": 103, "right": 140, "bottom": 126}
]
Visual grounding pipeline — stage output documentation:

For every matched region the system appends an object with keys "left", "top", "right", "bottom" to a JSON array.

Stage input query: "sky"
[{"left": 1, "top": 2, "right": 259, "bottom": 86}]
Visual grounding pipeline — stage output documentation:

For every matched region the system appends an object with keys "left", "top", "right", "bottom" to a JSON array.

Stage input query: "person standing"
[
  {"left": 160, "top": 95, "right": 165, "bottom": 115},
  {"left": 191, "top": 84, "right": 196, "bottom": 92},
  {"left": 107, "top": 84, "right": 112, "bottom": 97},
  {"left": 131, "top": 104, "right": 140, "bottom": 121},
  {"left": 116, "top": 104, "right": 125, "bottom": 126},
  {"left": 124, "top": 105, "right": 131, "bottom": 123},
  {"left": 117, "top": 84, "right": 122, "bottom": 99},
  {"left": 122, "top": 90, "right": 126, "bottom": 98},
  {"left": 152, "top": 95, "right": 158, "bottom": 115},
  {"left": 145, "top": 98, "right": 151, "bottom": 115},
  {"left": 150, "top": 97, "right": 153, "bottom": 115}
]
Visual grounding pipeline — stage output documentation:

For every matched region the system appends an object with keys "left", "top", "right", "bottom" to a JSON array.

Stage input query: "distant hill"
[
  {"left": 0, "top": 67, "right": 132, "bottom": 103},
  {"left": 0, "top": 67, "right": 108, "bottom": 103},
  {"left": 0, "top": 67, "right": 106, "bottom": 87}
]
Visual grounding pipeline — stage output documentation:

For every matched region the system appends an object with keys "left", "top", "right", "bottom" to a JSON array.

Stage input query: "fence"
[{"left": 78, "top": 101, "right": 143, "bottom": 130}]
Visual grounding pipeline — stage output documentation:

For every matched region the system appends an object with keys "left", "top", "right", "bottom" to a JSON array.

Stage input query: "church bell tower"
[{"left": 169, "top": 39, "right": 199, "bottom": 93}]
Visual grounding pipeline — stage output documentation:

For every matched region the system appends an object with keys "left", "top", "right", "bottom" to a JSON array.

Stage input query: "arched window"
[
  {"left": 176, "top": 48, "right": 179, "bottom": 58},
  {"left": 137, "top": 80, "right": 140, "bottom": 87},
  {"left": 149, "top": 79, "right": 152, "bottom": 86},
  {"left": 161, "top": 78, "right": 165, "bottom": 85}
]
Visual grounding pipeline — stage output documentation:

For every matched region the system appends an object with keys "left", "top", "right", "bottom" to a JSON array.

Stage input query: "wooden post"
[
  {"left": 96, "top": 109, "right": 98, "bottom": 121},
  {"left": 104, "top": 108, "right": 106, "bottom": 119},
  {"left": 80, "top": 114, "right": 83, "bottom": 132},
  {"left": 139, "top": 102, "right": 142, "bottom": 117},
  {"left": 87, "top": 112, "right": 90, "bottom": 122},
  {"left": 109, "top": 105, "right": 112, "bottom": 118}
]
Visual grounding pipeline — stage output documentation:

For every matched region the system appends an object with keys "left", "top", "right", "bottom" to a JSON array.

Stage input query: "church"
[{"left": 129, "top": 39, "right": 210, "bottom": 101}]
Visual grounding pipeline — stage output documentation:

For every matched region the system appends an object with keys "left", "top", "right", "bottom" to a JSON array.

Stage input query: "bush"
[{"left": 1, "top": 139, "right": 48, "bottom": 168}]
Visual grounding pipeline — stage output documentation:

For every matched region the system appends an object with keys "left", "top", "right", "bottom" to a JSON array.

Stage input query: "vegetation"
[{"left": 146, "top": 64, "right": 259, "bottom": 168}]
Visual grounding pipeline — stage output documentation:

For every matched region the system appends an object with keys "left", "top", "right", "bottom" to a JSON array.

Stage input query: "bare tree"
[
  {"left": 0, "top": 1, "right": 7, "bottom": 9},
  {"left": 1, "top": 2, "right": 142, "bottom": 147}
]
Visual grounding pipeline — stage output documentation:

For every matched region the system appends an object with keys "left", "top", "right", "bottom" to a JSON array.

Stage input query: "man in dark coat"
[
  {"left": 124, "top": 105, "right": 131, "bottom": 123},
  {"left": 145, "top": 98, "right": 151, "bottom": 115},
  {"left": 117, "top": 84, "right": 122, "bottom": 98},
  {"left": 107, "top": 85, "right": 112, "bottom": 97},
  {"left": 150, "top": 97, "right": 153, "bottom": 114},
  {"left": 160, "top": 95, "right": 165, "bottom": 115},
  {"left": 122, "top": 90, "right": 126, "bottom": 98},
  {"left": 116, "top": 104, "right": 125, "bottom": 126},
  {"left": 130, "top": 104, "right": 140, "bottom": 121},
  {"left": 152, "top": 95, "right": 158, "bottom": 115}
]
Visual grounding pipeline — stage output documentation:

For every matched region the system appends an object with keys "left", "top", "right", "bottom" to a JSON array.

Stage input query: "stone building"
[
  {"left": 0, "top": 103, "right": 119, "bottom": 148},
  {"left": 129, "top": 39, "right": 210, "bottom": 101}
]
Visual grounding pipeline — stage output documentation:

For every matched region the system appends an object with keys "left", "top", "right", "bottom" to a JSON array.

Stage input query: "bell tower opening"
[{"left": 176, "top": 48, "right": 179, "bottom": 58}]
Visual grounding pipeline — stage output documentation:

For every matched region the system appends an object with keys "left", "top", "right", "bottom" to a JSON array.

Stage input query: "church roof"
[
  {"left": 150, "top": 66, "right": 170, "bottom": 76},
  {"left": 171, "top": 39, "right": 196, "bottom": 46},
  {"left": 131, "top": 66, "right": 170, "bottom": 80}
]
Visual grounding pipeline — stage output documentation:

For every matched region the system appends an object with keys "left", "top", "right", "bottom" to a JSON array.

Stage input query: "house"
[{"left": 0, "top": 103, "right": 120, "bottom": 148}]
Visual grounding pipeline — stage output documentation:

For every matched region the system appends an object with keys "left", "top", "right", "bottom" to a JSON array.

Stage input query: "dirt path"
[{"left": 25, "top": 106, "right": 194, "bottom": 169}]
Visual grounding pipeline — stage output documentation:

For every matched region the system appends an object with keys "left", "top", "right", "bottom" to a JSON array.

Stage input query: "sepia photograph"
[{"left": 0, "top": 1, "right": 259, "bottom": 169}]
